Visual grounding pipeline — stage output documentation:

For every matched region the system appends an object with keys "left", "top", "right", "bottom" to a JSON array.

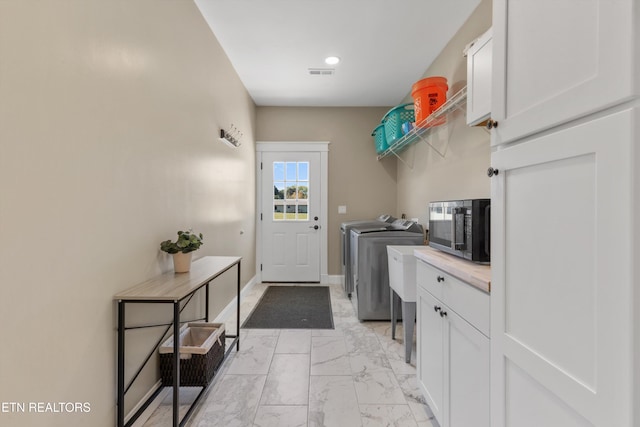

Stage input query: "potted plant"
[{"left": 160, "top": 230, "right": 204, "bottom": 273}]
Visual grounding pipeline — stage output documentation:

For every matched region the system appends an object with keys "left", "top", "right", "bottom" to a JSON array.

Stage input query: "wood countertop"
[
  {"left": 413, "top": 246, "right": 491, "bottom": 293},
  {"left": 114, "top": 256, "right": 241, "bottom": 301}
]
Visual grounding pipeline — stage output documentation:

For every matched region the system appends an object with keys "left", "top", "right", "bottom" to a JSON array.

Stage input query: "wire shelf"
[{"left": 377, "top": 86, "right": 468, "bottom": 160}]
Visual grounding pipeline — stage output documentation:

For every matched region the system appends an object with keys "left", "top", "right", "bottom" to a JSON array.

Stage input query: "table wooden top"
[{"left": 114, "top": 256, "right": 241, "bottom": 301}]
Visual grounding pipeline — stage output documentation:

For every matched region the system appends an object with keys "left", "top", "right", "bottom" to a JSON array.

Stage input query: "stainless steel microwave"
[{"left": 428, "top": 199, "right": 490, "bottom": 263}]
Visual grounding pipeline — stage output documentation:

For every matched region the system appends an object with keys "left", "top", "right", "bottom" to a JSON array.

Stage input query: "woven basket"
[{"left": 159, "top": 323, "right": 225, "bottom": 387}]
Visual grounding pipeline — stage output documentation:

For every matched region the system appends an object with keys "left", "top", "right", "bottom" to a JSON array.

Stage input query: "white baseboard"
[
  {"left": 128, "top": 380, "right": 163, "bottom": 427},
  {"left": 213, "top": 274, "right": 258, "bottom": 323},
  {"left": 321, "top": 274, "right": 344, "bottom": 285}
]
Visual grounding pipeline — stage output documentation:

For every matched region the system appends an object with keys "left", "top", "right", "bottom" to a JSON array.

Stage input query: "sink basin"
[{"left": 387, "top": 245, "right": 424, "bottom": 303}]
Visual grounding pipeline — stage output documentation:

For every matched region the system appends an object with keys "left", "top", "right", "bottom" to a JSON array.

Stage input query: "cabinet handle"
[
  {"left": 487, "top": 167, "right": 499, "bottom": 177},
  {"left": 437, "top": 276, "right": 445, "bottom": 283},
  {"left": 439, "top": 310, "right": 448, "bottom": 318},
  {"left": 433, "top": 305, "right": 441, "bottom": 313},
  {"left": 486, "top": 119, "right": 499, "bottom": 130}
]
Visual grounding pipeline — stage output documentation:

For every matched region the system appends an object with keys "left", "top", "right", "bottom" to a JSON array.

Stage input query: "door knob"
[
  {"left": 309, "top": 225, "right": 319, "bottom": 230},
  {"left": 487, "top": 167, "right": 499, "bottom": 177},
  {"left": 486, "top": 119, "right": 499, "bottom": 130},
  {"left": 314, "top": 216, "right": 319, "bottom": 221}
]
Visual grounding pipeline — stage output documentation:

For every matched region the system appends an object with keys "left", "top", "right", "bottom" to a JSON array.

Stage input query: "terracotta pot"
[{"left": 172, "top": 252, "right": 193, "bottom": 273}]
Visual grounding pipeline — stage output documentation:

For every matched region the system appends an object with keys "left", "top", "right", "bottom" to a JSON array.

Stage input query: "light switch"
[{"left": 338, "top": 205, "right": 347, "bottom": 214}]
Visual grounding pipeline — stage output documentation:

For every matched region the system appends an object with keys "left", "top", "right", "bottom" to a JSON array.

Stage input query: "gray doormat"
[{"left": 242, "top": 286, "right": 334, "bottom": 329}]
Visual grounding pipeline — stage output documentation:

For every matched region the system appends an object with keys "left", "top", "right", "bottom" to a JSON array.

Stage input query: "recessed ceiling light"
[{"left": 324, "top": 56, "right": 340, "bottom": 65}]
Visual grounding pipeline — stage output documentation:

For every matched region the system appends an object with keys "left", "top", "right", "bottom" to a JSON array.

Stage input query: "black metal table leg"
[
  {"left": 117, "top": 301, "right": 125, "bottom": 427},
  {"left": 173, "top": 301, "right": 180, "bottom": 427},
  {"left": 205, "top": 282, "right": 210, "bottom": 322},
  {"left": 236, "top": 260, "right": 241, "bottom": 351}
]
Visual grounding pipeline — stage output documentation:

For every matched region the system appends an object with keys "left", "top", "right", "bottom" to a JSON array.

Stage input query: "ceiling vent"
[{"left": 308, "top": 68, "right": 335, "bottom": 76}]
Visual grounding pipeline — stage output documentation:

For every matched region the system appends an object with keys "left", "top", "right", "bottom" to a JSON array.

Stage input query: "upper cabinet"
[
  {"left": 490, "top": 0, "right": 637, "bottom": 146},
  {"left": 466, "top": 28, "right": 492, "bottom": 126}
]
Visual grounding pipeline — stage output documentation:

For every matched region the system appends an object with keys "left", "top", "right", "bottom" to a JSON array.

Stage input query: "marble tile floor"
[{"left": 141, "top": 282, "right": 438, "bottom": 427}]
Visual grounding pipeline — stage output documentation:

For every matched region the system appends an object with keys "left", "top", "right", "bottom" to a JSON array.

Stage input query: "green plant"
[{"left": 160, "top": 230, "right": 204, "bottom": 254}]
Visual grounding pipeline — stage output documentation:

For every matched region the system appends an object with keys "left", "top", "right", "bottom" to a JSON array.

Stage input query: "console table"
[{"left": 114, "top": 256, "right": 242, "bottom": 427}]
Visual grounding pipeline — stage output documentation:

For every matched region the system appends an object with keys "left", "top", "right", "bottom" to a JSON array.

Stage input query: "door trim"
[{"left": 256, "top": 141, "right": 329, "bottom": 283}]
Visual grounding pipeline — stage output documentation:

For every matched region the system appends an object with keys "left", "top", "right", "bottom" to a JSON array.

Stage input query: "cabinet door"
[
  {"left": 417, "top": 286, "right": 444, "bottom": 425},
  {"left": 490, "top": 109, "right": 634, "bottom": 427},
  {"left": 446, "top": 309, "right": 490, "bottom": 427},
  {"left": 466, "top": 28, "right": 492, "bottom": 126},
  {"left": 491, "top": 0, "right": 635, "bottom": 146}
]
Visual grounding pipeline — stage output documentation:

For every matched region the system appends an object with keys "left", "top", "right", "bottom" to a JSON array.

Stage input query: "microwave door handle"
[
  {"left": 450, "top": 211, "right": 457, "bottom": 250},
  {"left": 457, "top": 210, "right": 467, "bottom": 250},
  {"left": 485, "top": 204, "right": 491, "bottom": 256},
  {"left": 451, "top": 208, "right": 466, "bottom": 250}
]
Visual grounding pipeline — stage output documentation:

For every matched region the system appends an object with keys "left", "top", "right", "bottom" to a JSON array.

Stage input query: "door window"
[{"left": 273, "top": 161, "right": 309, "bottom": 220}]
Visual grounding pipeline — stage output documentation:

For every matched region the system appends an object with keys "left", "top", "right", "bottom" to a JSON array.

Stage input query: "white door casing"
[{"left": 256, "top": 142, "right": 329, "bottom": 283}]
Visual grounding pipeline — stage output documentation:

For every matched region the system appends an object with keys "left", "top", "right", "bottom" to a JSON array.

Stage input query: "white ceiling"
[{"left": 195, "top": 0, "right": 480, "bottom": 107}]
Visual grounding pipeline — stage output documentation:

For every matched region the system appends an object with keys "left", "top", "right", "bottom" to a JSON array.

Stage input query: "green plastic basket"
[
  {"left": 372, "top": 123, "right": 388, "bottom": 154},
  {"left": 382, "top": 103, "right": 415, "bottom": 144}
]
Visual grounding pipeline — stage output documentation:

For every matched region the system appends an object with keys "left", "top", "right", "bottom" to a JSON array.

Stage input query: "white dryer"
[
  {"left": 340, "top": 214, "right": 395, "bottom": 297},
  {"left": 350, "top": 220, "right": 424, "bottom": 320}
]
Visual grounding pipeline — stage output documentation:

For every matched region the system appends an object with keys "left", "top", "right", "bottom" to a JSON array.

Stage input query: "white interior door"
[{"left": 260, "top": 150, "right": 322, "bottom": 282}]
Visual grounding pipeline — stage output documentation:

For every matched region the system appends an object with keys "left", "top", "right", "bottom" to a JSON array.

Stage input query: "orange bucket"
[{"left": 411, "top": 77, "right": 448, "bottom": 127}]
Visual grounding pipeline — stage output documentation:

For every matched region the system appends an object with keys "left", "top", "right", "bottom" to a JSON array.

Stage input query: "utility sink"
[
  {"left": 387, "top": 245, "right": 424, "bottom": 363},
  {"left": 387, "top": 245, "right": 424, "bottom": 303}
]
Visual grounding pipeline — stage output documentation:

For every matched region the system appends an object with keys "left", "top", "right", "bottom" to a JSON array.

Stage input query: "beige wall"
[
  {"left": 397, "top": 0, "right": 493, "bottom": 226},
  {"left": 0, "top": 1, "right": 256, "bottom": 426},
  {"left": 256, "top": 107, "right": 397, "bottom": 275}
]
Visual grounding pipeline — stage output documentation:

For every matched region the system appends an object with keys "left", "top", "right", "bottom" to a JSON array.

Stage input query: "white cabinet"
[
  {"left": 490, "top": 108, "right": 635, "bottom": 427},
  {"left": 489, "top": 1, "right": 640, "bottom": 425},
  {"left": 417, "top": 260, "right": 490, "bottom": 427},
  {"left": 466, "top": 28, "right": 492, "bottom": 126},
  {"left": 490, "top": 0, "right": 637, "bottom": 146},
  {"left": 447, "top": 307, "right": 490, "bottom": 427},
  {"left": 417, "top": 288, "right": 444, "bottom": 423}
]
